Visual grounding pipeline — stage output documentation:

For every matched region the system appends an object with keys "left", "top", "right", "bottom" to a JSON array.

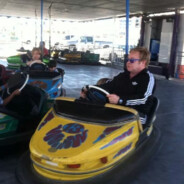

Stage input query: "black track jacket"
[{"left": 99, "top": 68, "right": 156, "bottom": 115}]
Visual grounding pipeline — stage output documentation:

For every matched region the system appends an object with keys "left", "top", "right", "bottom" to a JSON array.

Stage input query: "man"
[
  {"left": 81, "top": 47, "right": 156, "bottom": 125},
  {"left": 39, "top": 41, "right": 49, "bottom": 57},
  {"left": 0, "top": 84, "right": 20, "bottom": 106}
]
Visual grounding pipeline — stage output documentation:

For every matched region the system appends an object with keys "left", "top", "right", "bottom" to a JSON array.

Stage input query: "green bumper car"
[{"left": 0, "top": 72, "right": 53, "bottom": 146}]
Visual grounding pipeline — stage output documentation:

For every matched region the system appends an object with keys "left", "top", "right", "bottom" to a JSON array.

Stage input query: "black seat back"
[
  {"left": 29, "top": 70, "right": 61, "bottom": 79},
  {"left": 21, "top": 54, "right": 31, "bottom": 63},
  {"left": 146, "top": 96, "right": 159, "bottom": 126},
  {"left": 55, "top": 99, "right": 136, "bottom": 124},
  {"left": 0, "top": 64, "right": 7, "bottom": 85},
  {"left": 56, "top": 68, "right": 65, "bottom": 77},
  {"left": 5, "top": 85, "right": 47, "bottom": 118}
]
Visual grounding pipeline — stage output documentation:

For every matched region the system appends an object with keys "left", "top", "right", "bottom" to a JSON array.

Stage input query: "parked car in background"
[
  {"left": 94, "top": 44, "right": 136, "bottom": 62},
  {"left": 64, "top": 36, "right": 94, "bottom": 52}
]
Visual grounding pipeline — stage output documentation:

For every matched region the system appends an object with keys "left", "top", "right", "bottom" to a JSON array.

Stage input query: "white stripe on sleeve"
[{"left": 126, "top": 71, "right": 155, "bottom": 106}]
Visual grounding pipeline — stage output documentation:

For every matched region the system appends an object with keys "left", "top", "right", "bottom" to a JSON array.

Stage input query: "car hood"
[{"left": 30, "top": 97, "right": 141, "bottom": 164}]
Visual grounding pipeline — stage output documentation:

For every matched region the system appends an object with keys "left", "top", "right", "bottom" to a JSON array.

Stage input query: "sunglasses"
[{"left": 126, "top": 58, "right": 141, "bottom": 63}]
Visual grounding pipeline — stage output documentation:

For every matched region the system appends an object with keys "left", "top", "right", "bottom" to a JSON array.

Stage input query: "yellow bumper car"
[{"left": 17, "top": 86, "right": 160, "bottom": 184}]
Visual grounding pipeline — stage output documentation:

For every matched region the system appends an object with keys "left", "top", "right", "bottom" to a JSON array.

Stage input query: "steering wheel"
[
  {"left": 84, "top": 85, "right": 110, "bottom": 104},
  {"left": 7, "top": 73, "right": 29, "bottom": 95},
  {"left": 29, "top": 61, "right": 47, "bottom": 71}
]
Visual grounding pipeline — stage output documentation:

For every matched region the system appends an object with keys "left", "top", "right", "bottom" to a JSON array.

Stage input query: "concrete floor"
[{"left": 0, "top": 64, "right": 184, "bottom": 184}]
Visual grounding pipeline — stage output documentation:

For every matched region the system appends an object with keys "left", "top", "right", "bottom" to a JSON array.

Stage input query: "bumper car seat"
[
  {"left": 145, "top": 96, "right": 159, "bottom": 128},
  {"left": 21, "top": 53, "right": 31, "bottom": 63},
  {"left": 0, "top": 64, "right": 9, "bottom": 85}
]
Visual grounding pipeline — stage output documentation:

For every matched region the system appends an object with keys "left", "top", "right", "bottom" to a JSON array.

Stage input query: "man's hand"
[
  {"left": 3, "top": 89, "right": 21, "bottom": 106},
  {"left": 12, "top": 89, "right": 21, "bottom": 96},
  {"left": 107, "top": 94, "right": 120, "bottom": 104}
]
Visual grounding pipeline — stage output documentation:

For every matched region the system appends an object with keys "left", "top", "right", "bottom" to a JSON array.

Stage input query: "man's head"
[
  {"left": 48, "top": 60, "right": 57, "bottom": 72},
  {"left": 126, "top": 47, "right": 150, "bottom": 75},
  {"left": 40, "top": 41, "right": 45, "bottom": 48},
  {"left": 32, "top": 47, "right": 41, "bottom": 61}
]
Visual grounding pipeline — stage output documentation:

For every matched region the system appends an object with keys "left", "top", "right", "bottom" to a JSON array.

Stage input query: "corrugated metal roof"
[{"left": 0, "top": 0, "right": 184, "bottom": 20}]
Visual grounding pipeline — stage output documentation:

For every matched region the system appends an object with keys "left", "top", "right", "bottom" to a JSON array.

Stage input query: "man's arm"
[{"left": 3, "top": 89, "right": 21, "bottom": 106}]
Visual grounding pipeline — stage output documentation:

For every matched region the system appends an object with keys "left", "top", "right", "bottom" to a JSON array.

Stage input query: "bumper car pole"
[
  {"left": 125, "top": 0, "right": 129, "bottom": 55},
  {"left": 124, "top": 0, "right": 130, "bottom": 71},
  {"left": 40, "top": 0, "right": 44, "bottom": 58}
]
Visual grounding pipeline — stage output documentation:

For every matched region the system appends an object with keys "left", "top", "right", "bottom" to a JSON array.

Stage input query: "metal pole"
[
  {"left": 41, "top": 0, "right": 44, "bottom": 57},
  {"left": 112, "top": 17, "right": 116, "bottom": 62},
  {"left": 124, "top": 0, "right": 129, "bottom": 70},
  {"left": 125, "top": 0, "right": 129, "bottom": 54},
  {"left": 169, "top": 10, "right": 180, "bottom": 78},
  {"left": 35, "top": 9, "right": 37, "bottom": 47},
  {"left": 49, "top": 2, "right": 53, "bottom": 57},
  {"left": 139, "top": 16, "right": 145, "bottom": 47}
]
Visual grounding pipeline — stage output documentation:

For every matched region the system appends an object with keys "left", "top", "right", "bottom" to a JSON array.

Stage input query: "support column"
[
  {"left": 49, "top": 2, "right": 53, "bottom": 57},
  {"left": 169, "top": 10, "right": 180, "bottom": 77},
  {"left": 40, "top": 0, "right": 44, "bottom": 57},
  {"left": 139, "top": 15, "right": 145, "bottom": 47},
  {"left": 125, "top": 0, "right": 129, "bottom": 54},
  {"left": 35, "top": 9, "right": 37, "bottom": 47},
  {"left": 124, "top": 0, "right": 129, "bottom": 70},
  {"left": 175, "top": 13, "right": 184, "bottom": 78}
]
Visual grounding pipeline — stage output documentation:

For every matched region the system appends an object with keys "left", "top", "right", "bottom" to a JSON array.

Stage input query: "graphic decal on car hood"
[
  {"left": 113, "top": 143, "right": 132, "bottom": 159},
  {"left": 38, "top": 111, "right": 54, "bottom": 131},
  {"left": 43, "top": 123, "right": 88, "bottom": 151},
  {"left": 93, "top": 126, "right": 122, "bottom": 144},
  {"left": 100, "top": 127, "right": 134, "bottom": 150}
]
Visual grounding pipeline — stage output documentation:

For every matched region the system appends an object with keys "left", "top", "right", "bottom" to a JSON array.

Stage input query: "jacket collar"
[{"left": 125, "top": 68, "right": 148, "bottom": 79}]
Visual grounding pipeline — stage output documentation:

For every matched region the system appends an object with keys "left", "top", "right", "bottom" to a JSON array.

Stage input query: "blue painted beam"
[
  {"left": 126, "top": 0, "right": 129, "bottom": 54},
  {"left": 41, "top": 0, "right": 43, "bottom": 56},
  {"left": 49, "top": 2, "right": 53, "bottom": 57}
]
